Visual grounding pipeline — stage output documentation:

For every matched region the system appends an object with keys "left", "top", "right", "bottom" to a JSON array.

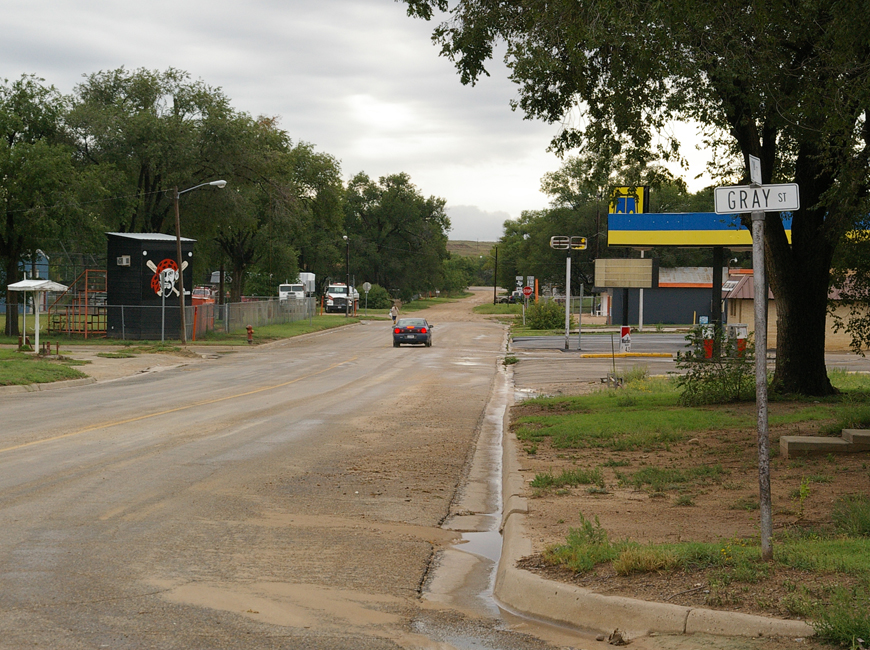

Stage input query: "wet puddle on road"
[{"left": 418, "top": 367, "right": 605, "bottom": 649}]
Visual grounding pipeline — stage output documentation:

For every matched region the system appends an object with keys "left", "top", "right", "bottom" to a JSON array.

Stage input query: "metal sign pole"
[
  {"left": 752, "top": 208, "right": 773, "bottom": 560},
  {"left": 716, "top": 159, "right": 795, "bottom": 563},
  {"left": 564, "top": 252, "right": 571, "bottom": 350}
]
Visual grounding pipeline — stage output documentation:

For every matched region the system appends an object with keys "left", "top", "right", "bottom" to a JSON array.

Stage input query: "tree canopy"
[
  {"left": 344, "top": 172, "right": 450, "bottom": 301},
  {"left": 403, "top": 0, "right": 870, "bottom": 395},
  {"left": 1, "top": 76, "right": 97, "bottom": 336},
  {"left": 1, "top": 67, "right": 458, "bottom": 324}
]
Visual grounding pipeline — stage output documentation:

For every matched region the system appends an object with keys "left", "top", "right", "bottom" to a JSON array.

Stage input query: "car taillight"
[
  {"left": 420, "top": 327, "right": 427, "bottom": 333},
  {"left": 394, "top": 328, "right": 401, "bottom": 334}
]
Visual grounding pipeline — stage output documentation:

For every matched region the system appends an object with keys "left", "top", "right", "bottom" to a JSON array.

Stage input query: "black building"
[{"left": 106, "top": 232, "right": 196, "bottom": 340}]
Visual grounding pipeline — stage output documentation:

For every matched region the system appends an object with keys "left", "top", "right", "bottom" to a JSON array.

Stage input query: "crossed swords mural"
[{"left": 147, "top": 258, "right": 189, "bottom": 298}]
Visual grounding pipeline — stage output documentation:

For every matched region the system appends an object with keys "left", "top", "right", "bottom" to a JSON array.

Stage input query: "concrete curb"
[
  {"left": 0, "top": 376, "right": 96, "bottom": 395},
  {"left": 493, "top": 411, "right": 815, "bottom": 641}
]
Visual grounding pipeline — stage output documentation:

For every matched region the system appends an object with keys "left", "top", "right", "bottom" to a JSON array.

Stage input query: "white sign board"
[
  {"left": 714, "top": 184, "right": 800, "bottom": 214},
  {"left": 749, "top": 155, "right": 762, "bottom": 185}
]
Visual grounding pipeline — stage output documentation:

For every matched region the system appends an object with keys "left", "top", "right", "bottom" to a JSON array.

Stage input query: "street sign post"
[
  {"left": 362, "top": 281, "right": 372, "bottom": 315},
  {"left": 715, "top": 175, "right": 800, "bottom": 562},
  {"left": 714, "top": 184, "right": 800, "bottom": 214}
]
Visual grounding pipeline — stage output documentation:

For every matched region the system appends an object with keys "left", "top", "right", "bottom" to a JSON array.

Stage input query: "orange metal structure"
[{"left": 47, "top": 270, "right": 107, "bottom": 338}]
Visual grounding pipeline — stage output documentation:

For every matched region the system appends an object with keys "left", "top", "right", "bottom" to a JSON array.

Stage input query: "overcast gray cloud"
[{"left": 2, "top": 0, "right": 709, "bottom": 241}]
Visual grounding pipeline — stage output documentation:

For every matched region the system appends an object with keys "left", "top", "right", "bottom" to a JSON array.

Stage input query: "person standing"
[{"left": 390, "top": 304, "right": 399, "bottom": 324}]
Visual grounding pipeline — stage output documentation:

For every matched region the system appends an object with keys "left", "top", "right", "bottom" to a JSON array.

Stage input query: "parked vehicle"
[
  {"left": 278, "top": 272, "right": 316, "bottom": 300},
  {"left": 191, "top": 286, "right": 216, "bottom": 306},
  {"left": 325, "top": 282, "right": 359, "bottom": 313},
  {"left": 392, "top": 317, "right": 433, "bottom": 347}
]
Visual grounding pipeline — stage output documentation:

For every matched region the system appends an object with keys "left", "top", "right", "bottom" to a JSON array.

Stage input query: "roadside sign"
[
  {"left": 362, "top": 282, "right": 372, "bottom": 293},
  {"left": 550, "top": 235, "right": 588, "bottom": 250},
  {"left": 522, "top": 286, "right": 533, "bottom": 297},
  {"left": 749, "top": 155, "right": 762, "bottom": 185},
  {"left": 714, "top": 184, "right": 799, "bottom": 214}
]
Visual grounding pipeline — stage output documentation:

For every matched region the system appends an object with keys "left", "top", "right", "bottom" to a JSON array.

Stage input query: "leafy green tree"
[
  {"left": 68, "top": 67, "right": 233, "bottom": 235},
  {"left": 1, "top": 76, "right": 96, "bottom": 337},
  {"left": 402, "top": 0, "right": 870, "bottom": 396},
  {"left": 69, "top": 69, "right": 346, "bottom": 300},
  {"left": 344, "top": 172, "right": 449, "bottom": 300}
]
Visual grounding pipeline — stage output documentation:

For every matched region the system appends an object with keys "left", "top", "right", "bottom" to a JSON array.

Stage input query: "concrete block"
[
  {"left": 842, "top": 429, "right": 870, "bottom": 448},
  {"left": 780, "top": 435, "right": 849, "bottom": 458}
]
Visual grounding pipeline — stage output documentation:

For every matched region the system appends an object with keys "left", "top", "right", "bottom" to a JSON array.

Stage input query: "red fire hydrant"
[{"left": 246, "top": 325, "right": 254, "bottom": 344}]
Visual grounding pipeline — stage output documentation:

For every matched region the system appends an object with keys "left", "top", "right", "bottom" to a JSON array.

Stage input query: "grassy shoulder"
[
  {"left": 0, "top": 293, "right": 463, "bottom": 348},
  {"left": 514, "top": 370, "right": 870, "bottom": 646},
  {"left": 0, "top": 348, "right": 88, "bottom": 386},
  {"left": 0, "top": 294, "right": 457, "bottom": 382}
]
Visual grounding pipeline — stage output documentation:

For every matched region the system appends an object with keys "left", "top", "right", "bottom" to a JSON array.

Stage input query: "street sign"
[
  {"left": 362, "top": 282, "right": 372, "bottom": 293},
  {"left": 714, "top": 184, "right": 800, "bottom": 214},
  {"left": 550, "top": 235, "right": 587, "bottom": 250},
  {"left": 749, "top": 155, "right": 762, "bottom": 185},
  {"left": 522, "top": 286, "right": 533, "bottom": 297}
]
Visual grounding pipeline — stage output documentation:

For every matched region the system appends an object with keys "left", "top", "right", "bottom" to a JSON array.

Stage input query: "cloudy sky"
[{"left": 3, "top": 0, "right": 710, "bottom": 241}]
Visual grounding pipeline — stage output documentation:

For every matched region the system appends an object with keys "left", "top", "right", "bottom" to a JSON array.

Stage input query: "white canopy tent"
[{"left": 6, "top": 279, "right": 68, "bottom": 351}]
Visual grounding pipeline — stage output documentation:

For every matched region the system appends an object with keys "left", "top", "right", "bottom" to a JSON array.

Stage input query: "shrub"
[
  {"left": 526, "top": 299, "right": 565, "bottom": 330},
  {"left": 359, "top": 283, "right": 392, "bottom": 309},
  {"left": 675, "top": 325, "right": 755, "bottom": 405}
]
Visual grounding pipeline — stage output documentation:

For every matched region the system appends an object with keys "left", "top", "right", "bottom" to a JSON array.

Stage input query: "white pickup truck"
[{"left": 324, "top": 282, "right": 360, "bottom": 313}]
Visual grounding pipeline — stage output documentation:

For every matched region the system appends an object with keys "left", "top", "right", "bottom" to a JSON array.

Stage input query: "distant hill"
[{"left": 447, "top": 240, "right": 496, "bottom": 258}]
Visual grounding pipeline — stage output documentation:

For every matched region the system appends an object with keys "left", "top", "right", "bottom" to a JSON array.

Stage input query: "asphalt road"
[{"left": 0, "top": 298, "right": 571, "bottom": 650}]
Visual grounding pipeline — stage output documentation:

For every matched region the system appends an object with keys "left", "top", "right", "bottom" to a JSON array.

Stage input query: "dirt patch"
[{"left": 511, "top": 395, "right": 870, "bottom": 624}]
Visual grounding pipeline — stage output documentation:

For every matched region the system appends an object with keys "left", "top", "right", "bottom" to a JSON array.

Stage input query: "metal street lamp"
[
  {"left": 342, "top": 235, "right": 350, "bottom": 317},
  {"left": 174, "top": 180, "right": 227, "bottom": 344}
]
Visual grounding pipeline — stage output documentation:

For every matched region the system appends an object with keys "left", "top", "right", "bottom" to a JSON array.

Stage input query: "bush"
[
  {"left": 526, "top": 299, "right": 565, "bottom": 330},
  {"left": 675, "top": 325, "right": 755, "bottom": 405},
  {"left": 359, "top": 283, "right": 392, "bottom": 310}
]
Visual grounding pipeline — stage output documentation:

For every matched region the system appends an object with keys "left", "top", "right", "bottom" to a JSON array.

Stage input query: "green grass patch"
[
  {"left": 511, "top": 324, "right": 565, "bottom": 337},
  {"left": 530, "top": 467, "right": 604, "bottom": 490},
  {"left": 197, "top": 315, "right": 360, "bottom": 344},
  {"left": 832, "top": 494, "right": 870, "bottom": 537},
  {"left": 473, "top": 303, "right": 522, "bottom": 316},
  {"left": 514, "top": 389, "right": 739, "bottom": 451},
  {"left": 616, "top": 464, "right": 726, "bottom": 491},
  {"left": 400, "top": 293, "right": 469, "bottom": 313},
  {"left": 543, "top": 506, "right": 870, "bottom": 647},
  {"left": 0, "top": 348, "right": 87, "bottom": 385},
  {"left": 828, "top": 367, "right": 870, "bottom": 395},
  {"left": 513, "top": 371, "right": 869, "bottom": 452}
]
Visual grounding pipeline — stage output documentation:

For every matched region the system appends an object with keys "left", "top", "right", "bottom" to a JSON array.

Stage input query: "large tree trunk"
[{"left": 766, "top": 146, "right": 837, "bottom": 396}]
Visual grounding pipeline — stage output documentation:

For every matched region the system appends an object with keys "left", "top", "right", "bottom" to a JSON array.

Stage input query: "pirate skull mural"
[{"left": 147, "top": 258, "right": 189, "bottom": 297}]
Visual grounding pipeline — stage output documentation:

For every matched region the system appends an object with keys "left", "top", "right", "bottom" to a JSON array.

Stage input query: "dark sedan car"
[{"left": 392, "top": 318, "right": 433, "bottom": 347}]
